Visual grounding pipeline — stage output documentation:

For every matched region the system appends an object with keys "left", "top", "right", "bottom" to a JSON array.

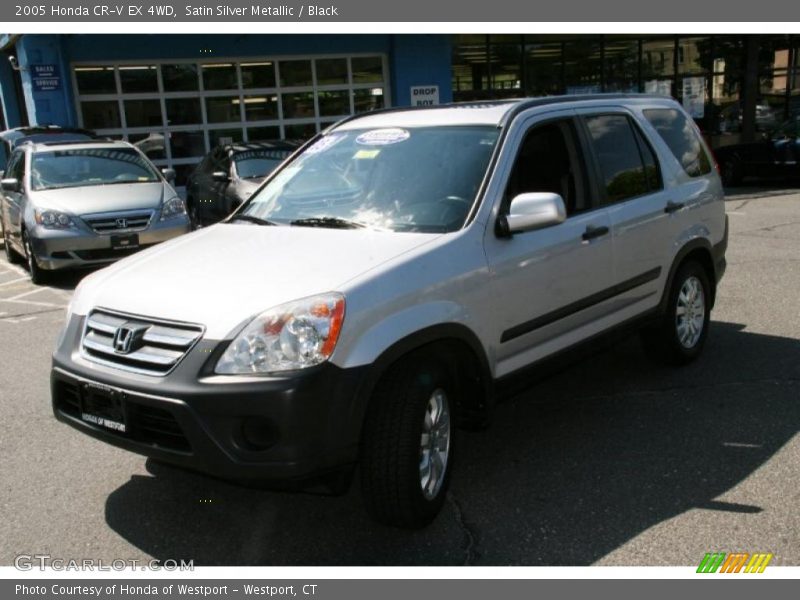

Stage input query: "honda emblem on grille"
[
  {"left": 115, "top": 218, "right": 128, "bottom": 229},
  {"left": 112, "top": 323, "right": 148, "bottom": 354}
]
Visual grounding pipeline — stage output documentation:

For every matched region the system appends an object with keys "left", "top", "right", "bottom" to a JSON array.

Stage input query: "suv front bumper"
[{"left": 51, "top": 314, "right": 368, "bottom": 489}]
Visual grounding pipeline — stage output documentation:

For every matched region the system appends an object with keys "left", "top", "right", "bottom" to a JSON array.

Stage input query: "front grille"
[
  {"left": 53, "top": 379, "right": 191, "bottom": 453},
  {"left": 82, "top": 210, "right": 153, "bottom": 234},
  {"left": 81, "top": 309, "right": 204, "bottom": 376},
  {"left": 73, "top": 244, "right": 153, "bottom": 261}
]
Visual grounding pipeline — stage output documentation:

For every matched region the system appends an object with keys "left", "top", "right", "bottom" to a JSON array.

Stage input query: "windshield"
[
  {"left": 234, "top": 149, "right": 293, "bottom": 179},
  {"left": 240, "top": 126, "right": 499, "bottom": 233},
  {"left": 30, "top": 147, "right": 159, "bottom": 191}
]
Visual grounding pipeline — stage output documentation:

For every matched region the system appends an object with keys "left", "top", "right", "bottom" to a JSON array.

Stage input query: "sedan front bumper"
[{"left": 30, "top": 217, "right": 191, "bottom": 270}]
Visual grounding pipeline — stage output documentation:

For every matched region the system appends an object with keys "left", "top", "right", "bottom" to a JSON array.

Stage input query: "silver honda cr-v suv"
[{"left": 51, "top": 95, "right": 727, "bottom": 528}]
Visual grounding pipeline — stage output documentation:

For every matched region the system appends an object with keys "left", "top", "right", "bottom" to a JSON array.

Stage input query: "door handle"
[
  {"left": 664, "top": 200, "right": 686, "bottom": 214},
  {"left": 582, "top": 224, "right": 609, "bottom": 241}
]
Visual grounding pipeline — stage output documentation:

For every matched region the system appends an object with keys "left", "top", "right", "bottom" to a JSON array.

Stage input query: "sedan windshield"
[
  {"left": 240, "top": 126, "right": 499, "bottom": 233},
  {"left": 30, "top": 147, "right": 159, "bottom": 191},
  {"left": 234, "top": 149, "right": 292, "bottom": 179}
]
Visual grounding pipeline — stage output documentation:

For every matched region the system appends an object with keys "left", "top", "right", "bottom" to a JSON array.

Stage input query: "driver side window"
[{"left": 504, "top": 119, "right": 590, "bottom": 217}]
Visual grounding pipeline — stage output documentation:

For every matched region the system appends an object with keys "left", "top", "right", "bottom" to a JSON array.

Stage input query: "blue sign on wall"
[{"left": 31, "top": 64, "right": 61, "bottom": 92}]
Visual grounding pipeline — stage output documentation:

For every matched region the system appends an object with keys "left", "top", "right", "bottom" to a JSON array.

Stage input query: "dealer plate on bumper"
[
  {"left": 110, "top": 233, "right": 139, "bottom": 250},
  {"left": 79, "top": 382, "right": 127, "bottom": 433}
]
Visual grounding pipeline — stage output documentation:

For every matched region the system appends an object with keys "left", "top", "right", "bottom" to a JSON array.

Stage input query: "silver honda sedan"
[{"left": 0, "top": 139, "right": 190, "bottom": 283}]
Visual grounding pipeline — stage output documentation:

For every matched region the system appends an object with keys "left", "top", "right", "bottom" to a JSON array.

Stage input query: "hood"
[
  {"left": 31, "top": 182, "right": 169, "bottom": 216},
  {"left": 72, "top": 224, "right": 441, "bottom": 339}
]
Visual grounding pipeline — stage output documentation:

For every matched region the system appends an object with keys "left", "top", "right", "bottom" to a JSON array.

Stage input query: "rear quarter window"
[{"left": 643, "top": 108, "right": 712, "bottom": 177}]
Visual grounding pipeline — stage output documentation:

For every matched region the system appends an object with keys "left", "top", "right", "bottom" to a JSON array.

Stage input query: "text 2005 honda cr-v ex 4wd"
[{"left": 52, "top": 95, "right": 728, "bottom": 528}]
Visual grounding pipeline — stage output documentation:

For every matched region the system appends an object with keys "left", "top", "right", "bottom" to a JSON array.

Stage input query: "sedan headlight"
[
  {"left": 35, "top": 209, "right": 76, "bottom": 229},
  {"left": 160, "top": 196, "right": 186, "bottom": 221},
  {"left": 216, "top": 293, "right": 345, "bottom": 375}
]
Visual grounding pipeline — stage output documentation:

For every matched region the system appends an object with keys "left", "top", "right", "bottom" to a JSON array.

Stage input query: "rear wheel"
[
  {"left": 1, "top": 216, "right": 22, "bottom": 264},
  {"left": 360, "top": 355, "right": 455, "bottom": 528},
  {"left": 22, "top": 229, "right": 48, "bottom": 284},
  {"left": 641, "top": 260, "right": 710, "bottom": 364}
]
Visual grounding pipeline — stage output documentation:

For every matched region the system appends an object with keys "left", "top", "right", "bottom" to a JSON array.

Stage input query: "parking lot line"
[
  {"left": 0, "top": 277, "right": 28, "bottom": 287},
  {"left": 0, "top": 297, "right": 66, "bottom": 309},
  {"left": 6, "top": 287, "right": 47, "bottom": 301}
]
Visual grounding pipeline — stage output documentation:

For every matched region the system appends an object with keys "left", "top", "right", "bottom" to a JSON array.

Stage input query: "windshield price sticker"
[
  {"left": 356, "top": 128, "right": 410, "bottom": 146},
  {"left": 306, "top": 134, "right": 345, "bottom": 154}
]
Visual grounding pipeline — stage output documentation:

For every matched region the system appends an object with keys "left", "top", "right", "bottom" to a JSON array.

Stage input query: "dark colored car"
[
  {"left": 716, "top": 118, "right": 800, "bottom": 186},
  {"left": 0, "top": 125, "right": 96, "bottom": 169},
  {"left": 185, "top": 140, "right": 300, "bottom": 227}
]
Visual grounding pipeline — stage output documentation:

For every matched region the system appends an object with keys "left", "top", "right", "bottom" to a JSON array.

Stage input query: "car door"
[
  {"left": 483, "top": 111, "right": 615, "bottom": 377},
  {"left": 3, "top": 150, "right": 26, "bottom": 249},
  {"left": 577, "top": 109, "right": 672, "bottom": 317}
]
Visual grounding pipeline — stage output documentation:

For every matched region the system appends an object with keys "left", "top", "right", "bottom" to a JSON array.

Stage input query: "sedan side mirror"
[
  {"left": 497, "top": 192, "right": 567, "bottom": 237},
  {"left": 161, "top": 168, "right": 176, "bottom": 183},
  {"left": 212, "top": 171, "right": 230, "bottom": 183},
  {"left": 1, "top": 177, "right": 20, "bottom": 193}
]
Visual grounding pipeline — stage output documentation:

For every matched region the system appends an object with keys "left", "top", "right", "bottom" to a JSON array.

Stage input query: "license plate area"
[
  {"left": 110, "top": 233, "right": 139, "bottom": 250},
  {"left": 79, "top": 383, "right": 127, "bottom": 433}
]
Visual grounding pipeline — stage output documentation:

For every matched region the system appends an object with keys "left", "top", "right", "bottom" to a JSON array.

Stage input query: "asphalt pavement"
[{"left": 0, "top": 187, "right": 798, "bottom": 566}]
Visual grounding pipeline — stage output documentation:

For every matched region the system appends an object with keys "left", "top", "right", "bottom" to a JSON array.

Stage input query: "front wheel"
[
  {"left": 641, "top": 260, "right": 711, "bottom": 365},
  {"left": 22, "top": 229, "right": 48, "bottom": 284},
  {"left": 360, "top": 356, "right": 455, "bottom": 528}
]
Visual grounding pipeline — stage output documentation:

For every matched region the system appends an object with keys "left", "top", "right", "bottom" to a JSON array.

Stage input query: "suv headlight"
[
  {"left": 160, "top": 196, "right": 186, "bottom": 221},
  {"left": 215, "top": 293, "right": 345, "bottom": 375},
  {"left": 35, "top": 209, "right": 76, "bottom": 229}
]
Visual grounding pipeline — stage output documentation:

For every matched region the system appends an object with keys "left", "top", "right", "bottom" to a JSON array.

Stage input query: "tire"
[
  {"left": 1, "top": 216, "right": 22, "bottom": 264},
  {"left": 641, "top": 260, "right": 711, "bottom": 365},
  {"left": 22, "top": 229, "right": 48, "bottom": 285},
  {"left": 721, "top": 159, "right": 743, "bottom": 187},
  {"left": 186, "top": 196, "right": 201, "bottom": 230},
  {"left": 360, "top": 355, "right": 456, "bottom": 528}
]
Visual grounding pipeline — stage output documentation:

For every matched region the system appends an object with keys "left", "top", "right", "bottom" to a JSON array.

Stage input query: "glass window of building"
[
  {"left": 75, "top": 66, "right": 116, "bottom": 95},
  {"left": 563, "top": 38, "right": 602, "bottom": 94},
  {"left": 452, "top": 35, "right": 490, "bottom": 101},
  {"left": 119, "top": 65, "right": 158, "bottom": 93},
  {"left": 604, "top": 37, "right": 640, "bottom": 93},
  {"left": 489, "top": 35, "right": 523, "bottom": 96},
  {"left": 524, "top": 39, "right": 563, "bottom": 96},
  {"left": 72, "top": 55, "right": 385, "bottom": 191},
  {"left": 202, "top": 63, "right": 237, "bottom": 90}
]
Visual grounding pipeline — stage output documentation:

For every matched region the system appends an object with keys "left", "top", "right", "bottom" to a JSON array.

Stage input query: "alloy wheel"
[{"left": 419, "top": 388, "right": 451, "bottom": 500}]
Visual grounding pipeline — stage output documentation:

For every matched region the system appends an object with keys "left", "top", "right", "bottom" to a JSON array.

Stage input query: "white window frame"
[{"left": 70, "top": 53, "right": 391, "bottom": 189}]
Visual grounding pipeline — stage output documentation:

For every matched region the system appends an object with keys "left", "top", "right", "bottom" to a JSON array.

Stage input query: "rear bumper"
[
  {"left": 51, "top": 314, "right": 368, "bottom": 488},
  {"left": 30, "top": 218, "right": 190, "bottom": 270}
]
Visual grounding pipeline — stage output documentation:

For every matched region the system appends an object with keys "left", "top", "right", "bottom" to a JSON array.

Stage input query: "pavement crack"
[{"left": 447, "top": 492, "right": 478, "bottom": 566}]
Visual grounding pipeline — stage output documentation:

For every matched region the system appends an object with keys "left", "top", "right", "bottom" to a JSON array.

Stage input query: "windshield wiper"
[
  {"left": 289, "top": 217, "right": 368, "bottom": 229},
  {"left": 228, "top": 214, "right": 278, "bottom": 226}
]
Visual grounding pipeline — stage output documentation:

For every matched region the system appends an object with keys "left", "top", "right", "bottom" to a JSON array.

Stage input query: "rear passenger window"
[
  {"left": 585, "top": 114, "right": 658, "bottom": 204},
  {"left": 643, "top": 108, "right": 712, "bottom": 177}
]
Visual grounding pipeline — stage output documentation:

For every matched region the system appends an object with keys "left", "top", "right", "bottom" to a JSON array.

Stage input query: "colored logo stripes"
[{"left": 697, "top": 552, "right": 773, "bottom": 573}]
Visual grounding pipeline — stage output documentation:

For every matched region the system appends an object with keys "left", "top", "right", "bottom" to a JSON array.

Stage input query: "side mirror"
[
  {"left": 497, "top": 192, "right": 566, "bottom": 237},
  {"left": 1, "top": 177, "right": 20, "bottom": 193},
  {"left": 161, "top": 168, "right": 176, "bottom": 183},
  {"left": 212, "top": 170, "right": 230, "bottom": 183}
]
